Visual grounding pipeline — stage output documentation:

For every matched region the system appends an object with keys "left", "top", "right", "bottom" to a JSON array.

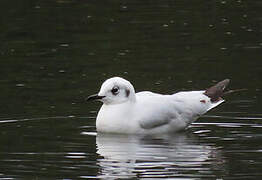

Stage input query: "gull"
[{"left": 87, "top": 77, "right": 230, "bottom": 134}]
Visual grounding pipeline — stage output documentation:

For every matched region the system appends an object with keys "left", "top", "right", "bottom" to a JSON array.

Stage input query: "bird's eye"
[{"left": 111, "top": 86, "right": 119, "bottom": 95}]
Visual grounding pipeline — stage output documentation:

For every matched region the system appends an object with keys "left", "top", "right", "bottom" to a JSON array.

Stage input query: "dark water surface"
[{"left": 1, "top": 0, "right": 262, "bottom": 179}]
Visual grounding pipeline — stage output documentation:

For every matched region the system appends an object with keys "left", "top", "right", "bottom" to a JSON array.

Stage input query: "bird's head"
[{"left": 87, "top": 77, "right": 136, "bottom": 105}]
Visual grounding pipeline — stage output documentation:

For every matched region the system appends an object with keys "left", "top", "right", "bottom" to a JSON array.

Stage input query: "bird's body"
[{"left": 87, "top": 77, "right": 230, "bottom": 134}]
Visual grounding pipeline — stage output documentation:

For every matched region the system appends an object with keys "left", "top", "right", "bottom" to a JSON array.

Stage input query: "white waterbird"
[{"left": 87, "top": 77, "right": 231, "bottom": 134}]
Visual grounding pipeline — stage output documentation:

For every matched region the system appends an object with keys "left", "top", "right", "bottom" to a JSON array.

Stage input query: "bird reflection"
[{"left": 96, "top": 132, "right": 225, "bottom": 179}]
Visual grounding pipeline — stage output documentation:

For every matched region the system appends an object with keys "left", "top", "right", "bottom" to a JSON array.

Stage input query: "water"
[{"left": 1, "top": 0, "right": 262, "bottom": 179}]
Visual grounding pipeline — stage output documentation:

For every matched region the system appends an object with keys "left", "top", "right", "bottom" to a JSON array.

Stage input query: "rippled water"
[
  {"left": 1, "top": 0, "right": 262, "bottom": 179},
  {"left": 1, "top": 116, "right": 262, "bottom": 179}
]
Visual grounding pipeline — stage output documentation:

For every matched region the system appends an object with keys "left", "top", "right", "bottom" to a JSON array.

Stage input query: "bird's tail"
[
  {"left": 204, "top": 79, "right": 230, "bottom": 102},
  {"left": 204, "top": 79, "right": 246, "bottom": 103}
]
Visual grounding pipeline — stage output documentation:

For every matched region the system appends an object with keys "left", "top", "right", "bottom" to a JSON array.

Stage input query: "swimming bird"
[{"left": 87, "top": 77, "right": 230, "bottom": 134}]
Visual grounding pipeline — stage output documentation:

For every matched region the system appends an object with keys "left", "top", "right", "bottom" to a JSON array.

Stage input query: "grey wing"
[
  {"left": 138, "top": 108, "right": 179, "bottom": 130},
  {"left": 136, "top": 94, "right": 178, "bottom": 130},
  {"left": 139, "top": 118, "right": 171, "bottom": 129}
]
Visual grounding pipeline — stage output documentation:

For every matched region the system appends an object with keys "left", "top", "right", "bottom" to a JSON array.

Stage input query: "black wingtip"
[
  {"left": 204, "top": 79, "right": 230, "bottom": 102},
  {"left": 223, "top": 88, "right": 248, "bottom": 96}
]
